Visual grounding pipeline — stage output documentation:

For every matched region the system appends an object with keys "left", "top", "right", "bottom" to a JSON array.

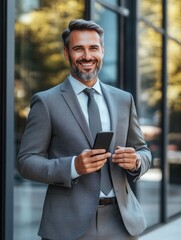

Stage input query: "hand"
[
  {"left": 112, "top": 146, "right": 137, "bottom": 170},
  {"left": 75, "top": 149, "right": 111, "bottom": 175}
]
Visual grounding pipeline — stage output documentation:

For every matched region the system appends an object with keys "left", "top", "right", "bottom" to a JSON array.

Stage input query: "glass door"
[{"left": 14, "top": 1, "right": 85, "bottom": 239}]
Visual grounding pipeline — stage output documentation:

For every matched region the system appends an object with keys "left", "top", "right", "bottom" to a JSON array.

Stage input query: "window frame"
[{"left": 0, "top": 0, "right": 15, "bottom": 239}]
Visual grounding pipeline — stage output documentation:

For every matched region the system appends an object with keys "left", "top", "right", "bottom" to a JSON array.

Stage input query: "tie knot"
[{"left": 84, "top": 88, "right": 95, "bottom": 98}]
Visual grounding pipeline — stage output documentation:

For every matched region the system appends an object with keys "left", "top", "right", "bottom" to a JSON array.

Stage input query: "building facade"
[{"left": 1, "top": 0, "right": 181, "bottom": 239}]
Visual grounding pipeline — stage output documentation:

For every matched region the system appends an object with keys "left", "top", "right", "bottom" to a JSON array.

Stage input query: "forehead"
[{"left": 69, "top": 30, "right": 101, "bottom": 47}]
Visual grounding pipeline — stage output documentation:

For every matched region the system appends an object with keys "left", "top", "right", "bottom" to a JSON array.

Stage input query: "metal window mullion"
[
  {"left": 160, "top": 0, "right": 168, "bottom": 224},
  {"left": 4, "top": 0, "right": 15, "bottom": 239},
  {"left": 85, "top": 0, "right": 95, "bottom": 20},
  {"left": 96, "top": 0, "right": 129, "bottom": 16},
  {"left": 0, "top": 0, "right": 7, "bottom": 238}
]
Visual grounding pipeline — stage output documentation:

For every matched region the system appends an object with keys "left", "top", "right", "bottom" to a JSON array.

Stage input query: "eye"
[
  {"left": 73, "top": 46, "right": 83, "bottom": 52},
  {"left": 90, "top": 46, "right": 99, "bottom": 51}
]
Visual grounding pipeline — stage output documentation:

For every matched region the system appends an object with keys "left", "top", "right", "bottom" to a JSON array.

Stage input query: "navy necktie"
[{"left": 84, "top": 88, "right": 112, "bottom": 195}]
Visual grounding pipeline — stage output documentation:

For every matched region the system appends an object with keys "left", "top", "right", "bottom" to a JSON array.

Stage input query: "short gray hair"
[{"left": 62, "top": 19, "right": 104, "bottom": 49}]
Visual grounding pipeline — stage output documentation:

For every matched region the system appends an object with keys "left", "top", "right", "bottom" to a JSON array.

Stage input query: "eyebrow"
[
  {"left": 72, "top": 44, "right": 100, "bottom": 49},
  {"left": 72, "top": 45, "right": 83, "bottom": 49}
]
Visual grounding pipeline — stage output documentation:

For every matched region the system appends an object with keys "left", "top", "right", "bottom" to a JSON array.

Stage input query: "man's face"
[{"left": 64, "top": 30, "right": 104, "bottom": 86}]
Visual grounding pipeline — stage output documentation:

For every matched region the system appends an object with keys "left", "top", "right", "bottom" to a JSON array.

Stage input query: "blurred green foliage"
[
  {"left": 15, "top": 0, "right": 84, "bottom": 121},
  {"left": 139, "top": 0, "right": 181, "bottom": 114},
  {"left": 15, "top": 0, "right": 84, "bottom": 95}
]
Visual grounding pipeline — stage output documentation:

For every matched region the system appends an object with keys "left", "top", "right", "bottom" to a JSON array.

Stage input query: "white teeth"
[{"left": 80, "top": 62, "right": 94, "bottom": 67}]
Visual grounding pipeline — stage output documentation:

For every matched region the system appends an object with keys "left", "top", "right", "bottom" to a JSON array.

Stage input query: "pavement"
[{"left": 140, "top": 216, "right": 181, "bottom": 240}]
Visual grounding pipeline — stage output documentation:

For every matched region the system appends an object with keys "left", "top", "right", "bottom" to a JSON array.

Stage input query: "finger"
[
  {"left": 117, "top": 162, "right": 135, "bottom": 170},
  {"left": 80, "top": 150, "right": 110, "bottom": 166},
  {"left": 76, "top": 150, "right": 110, "bottom": 175},
  {"left": 115, "top": 146, "right": 135, "bottom": 153},
  {"left": 80, "top": 158, "right": 107, "bottom": 174},
  {"left": 82, "top": 149, "right": 107, "bottom": 157},
  {"left": 91, "top": 152, "right": 111, "bottom": 163},
  {"left": 112, "top": 153, "right": 137, "bottom": 164},
  {"left": 112, "top": 152, "right": 134, "bottom": 160},
  {"left": 86, "top": 159, "right": 107, "bottom": 171}
]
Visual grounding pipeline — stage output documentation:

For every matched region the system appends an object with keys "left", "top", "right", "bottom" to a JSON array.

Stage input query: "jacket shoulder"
[{"left": 100, "top": 82, "right": 132, "bottom": 99}]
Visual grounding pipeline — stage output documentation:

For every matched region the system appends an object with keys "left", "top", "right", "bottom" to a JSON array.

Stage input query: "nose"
[{"left": 83, "top": 50, "right": 92, "bottom": 60}]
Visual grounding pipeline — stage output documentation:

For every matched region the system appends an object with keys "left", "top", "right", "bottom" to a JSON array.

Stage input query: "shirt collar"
[{"left": 69, "top": 74, "right": 102, "bottom": 95}]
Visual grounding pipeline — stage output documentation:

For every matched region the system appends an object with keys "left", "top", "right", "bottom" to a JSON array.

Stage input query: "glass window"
[
  {"left": 167, "top": 40, "right": 181, "bottom": 217},
  {"left": 168, "top": 0, "right": 181, "bottom": 41},
  {"left": 100, "top": 0, "right": 118, "bottom": 5},
  {"left": 94, "top": 2, "right": 119, "bottom": 87},
  {"left": 137, "top": 22, "right": 162, "bottom": 226},
  {"left": 139, "top": 0, "right": 163, "bottom": 28},
  {"left": 14, "top": 1, "right": 85, "bottom": 239}
]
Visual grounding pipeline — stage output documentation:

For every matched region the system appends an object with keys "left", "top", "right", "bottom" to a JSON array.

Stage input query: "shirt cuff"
[{"left": 71, "top": 156, "right": 80, "bottom": 179}]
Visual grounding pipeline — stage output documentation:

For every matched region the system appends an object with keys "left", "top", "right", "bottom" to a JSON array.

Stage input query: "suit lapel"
[
  {"left": 100, "top": 83, "right": 126, "bottom": 186},
  {"left": 60, "top": 78, "right": 93, "bottom": 146}
]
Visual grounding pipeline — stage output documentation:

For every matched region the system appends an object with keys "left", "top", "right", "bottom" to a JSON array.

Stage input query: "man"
[{"left": 18, "top": 19, "right": 152, "bottom": 240}]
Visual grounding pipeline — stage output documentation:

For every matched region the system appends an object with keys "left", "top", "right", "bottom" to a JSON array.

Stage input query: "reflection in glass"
[
  {"left": 137, "top": 22, "right": 162, "bottom": 226},
  {"left": 100, "top": 0, "right": 118, "bottom": 5},
  {"left": 14, "top": 1, "right": 85, "bottom": 239},
  {"left": 138, "top": 22, "right": 162, "bottom": 165},
  {"left": 168, "top": 0, "right": 181, "bottom": 41},
  {"left": 167, "top": 40, "right": 181, "bottom": 217},
  {"left": 139, "top": 0, "right": 162, "bottom": 28},
  {"left": 94, "top": 2, "right": 119, "bottom": 87}
]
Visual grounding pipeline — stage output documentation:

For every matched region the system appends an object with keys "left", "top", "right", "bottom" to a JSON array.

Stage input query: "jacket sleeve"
[
  {"left": 126, "top": 95, "right": 152, "bottom": 181},
  {"left": 17, "top": 93, "right": 73, "bottom": 187}
]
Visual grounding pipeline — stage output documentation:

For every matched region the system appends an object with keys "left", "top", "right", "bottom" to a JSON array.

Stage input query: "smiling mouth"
[{"left": 77, "top": 61, "right": 96, "bottom": 68}]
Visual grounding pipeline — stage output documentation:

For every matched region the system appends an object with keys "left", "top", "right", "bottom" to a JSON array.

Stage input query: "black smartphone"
[{"left": 93, "top": 131, "right": 114, "bottom": 151}]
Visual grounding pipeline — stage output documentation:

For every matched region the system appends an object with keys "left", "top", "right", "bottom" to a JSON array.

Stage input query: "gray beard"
[{"left": 71, "top": 65, "right": 101, "bottom": 82}]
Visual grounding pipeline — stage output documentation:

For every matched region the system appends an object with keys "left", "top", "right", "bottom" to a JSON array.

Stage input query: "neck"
[{"left": 72, "top": 75, "right": 98, "bottom": 87}]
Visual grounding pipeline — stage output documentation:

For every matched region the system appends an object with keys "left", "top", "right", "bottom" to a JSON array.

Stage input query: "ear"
[{"left": 64, "top": 47, "right": 69, "bottom": 60}]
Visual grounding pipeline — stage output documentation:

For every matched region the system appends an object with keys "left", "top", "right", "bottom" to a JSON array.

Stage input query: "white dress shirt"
[{"left": 69, "top": 75, "right": 115, "bottom": 197}]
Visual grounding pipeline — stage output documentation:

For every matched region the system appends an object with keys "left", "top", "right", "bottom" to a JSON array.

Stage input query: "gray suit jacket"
[{"left": 18, "top": 77, "right": 151, "bottom": 240}]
